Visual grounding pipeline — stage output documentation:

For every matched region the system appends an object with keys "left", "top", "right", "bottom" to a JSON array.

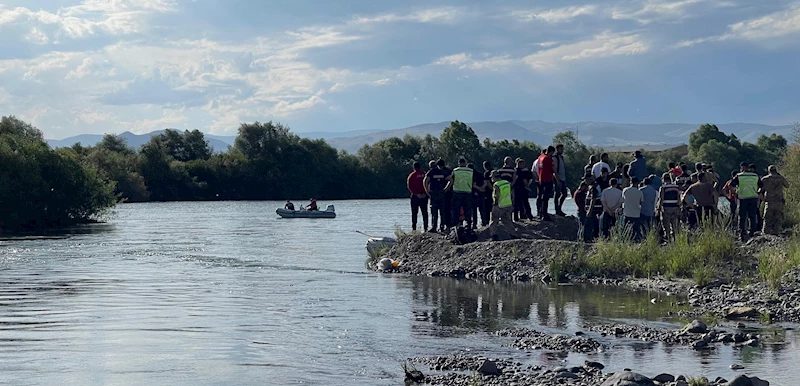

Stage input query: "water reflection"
[{"left": 409, "top": 277, "right": 686, "bottom": 334}]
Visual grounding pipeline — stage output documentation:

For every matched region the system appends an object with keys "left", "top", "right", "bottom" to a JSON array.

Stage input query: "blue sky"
[{"left": 1, "top": 0, "right": 798, "bottom": 139}]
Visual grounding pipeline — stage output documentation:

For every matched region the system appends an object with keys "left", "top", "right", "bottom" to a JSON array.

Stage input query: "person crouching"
[{"left": 490, "top": 171, "right": 516, "bottom": 240}]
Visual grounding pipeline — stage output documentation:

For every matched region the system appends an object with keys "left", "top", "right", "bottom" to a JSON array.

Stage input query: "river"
[{"left": 0, "top": 200, "right": 798, "bottom": 385}]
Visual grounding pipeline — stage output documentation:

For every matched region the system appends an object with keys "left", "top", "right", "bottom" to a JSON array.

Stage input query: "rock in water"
[
  {"left": 726, "top": 375, "right": 754, "bottom": 386},
  {"left": 476, "top": 359, "right": 502, "bottom": 376},
  {"left": 682, "top": 320, "right": 708, "bottom": 334},
  {"left": 653, "top": 373, "right": 675, "bottom": 383},
  {"left": 601, "top": 371, "right": 655, "bottom": 386},
  {"left": 730, "top": 364, "right": 745, "bottom": 370},
  {"left": 750, "top": 377, "right": 770, "bottom": 386},
  {"left": 726, "top": 307, "right": 760, "bottom": 319},
  {"left": 585, "top": 360, "right": 605, "bottom": 370}
]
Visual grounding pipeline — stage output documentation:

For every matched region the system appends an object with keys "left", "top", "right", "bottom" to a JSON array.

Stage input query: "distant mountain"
[
  {"left": 46, "top": 121, "right": 794, "bottom": 154},
  {"left": 47, "top": 130, "right": 235, "bottom": 152}
]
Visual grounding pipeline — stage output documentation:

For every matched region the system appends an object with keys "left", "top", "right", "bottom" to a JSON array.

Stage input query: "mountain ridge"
[{"left": 46, "top": 120, "right": 794, "bottom": 153}]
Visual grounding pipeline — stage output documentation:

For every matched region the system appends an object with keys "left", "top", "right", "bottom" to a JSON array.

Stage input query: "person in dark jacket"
[{"left": 407, "top": 161, "right": 429, "bottom": 231}]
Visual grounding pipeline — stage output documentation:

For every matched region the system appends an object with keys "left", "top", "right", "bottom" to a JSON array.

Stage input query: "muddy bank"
[{"left": 409, "top": 352, "right": 770, "bottom": 385}]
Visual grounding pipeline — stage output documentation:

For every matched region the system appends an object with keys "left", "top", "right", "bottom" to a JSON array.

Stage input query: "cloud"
[
  {"left": 611, "top": 0, "right": 702, "bottom": 24},
  {"left": 512, "top": 5, "right": 598, "bottom": 23},
  {"left": 433, "top": 53, "right": 516, "bottom": 70},
  {"left": 523, "top": 32, "right": 649, "bottom": 69},
  {"left": 727, "top": 4, "right": 800, "bottom": 40},
  {"left": 351, "top": 7, "right": 466, "bottom": 25}
]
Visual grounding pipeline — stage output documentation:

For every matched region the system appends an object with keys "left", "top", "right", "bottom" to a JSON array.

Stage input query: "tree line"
[{"left": 0, "top": 115, "right": 794, "bottom": 231}]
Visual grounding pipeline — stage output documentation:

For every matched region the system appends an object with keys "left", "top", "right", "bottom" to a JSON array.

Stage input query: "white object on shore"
[
  {"left": 366, "top": 236, "right": 397, "bottom": 257},
  {"left": 377, "top": 258, "right": 394, "bottom": 271}
]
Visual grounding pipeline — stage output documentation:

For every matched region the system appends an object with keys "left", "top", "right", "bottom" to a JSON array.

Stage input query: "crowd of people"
[{"left": 407, "top": 146, "right": 791, "bottom": 242}]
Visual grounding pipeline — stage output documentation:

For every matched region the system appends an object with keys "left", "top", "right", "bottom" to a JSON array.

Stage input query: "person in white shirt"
[
  {"left": 622, "top": 177, "right": 644, "bottom": 241},
  {"left": 600, "top": 178, "right": 623, "bottom": 238},
  {"left": 592, "top": 153, "right": 611, "bottom": 179}
]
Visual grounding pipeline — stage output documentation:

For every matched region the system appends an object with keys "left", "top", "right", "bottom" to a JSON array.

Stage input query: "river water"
[{"left": 0, "top": 200, "right": 798, "bottom": 385}]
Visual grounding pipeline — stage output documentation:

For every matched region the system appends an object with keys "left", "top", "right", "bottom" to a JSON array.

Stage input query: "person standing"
[
  {"left": 574, "top": 181, "right": 589, "bottom": 240},
  {"left": 584, "top": 155, "right": 596, "bottom": 179},
  {"left": 592, "top": 153, "right": 611, "bottom": 179},
  {"left": 536, "top": 146, "right": 557, "bottom": 221},
  {"left": 657, "top": 174, "right": 681, "bottom": 242},
  {"left": 424, "top": 160, "right": 448, "bottom": 232},
  {"left": 480, "top": 161, "right": 494, "bottom": 227},
  {"left": 468, "top": 162, "right": 486, "bottom": 229},
  {"left": 584, "top": 176, "right": 604, "bottom": 242},
  {"left": 682, "top": 173, "right": 718, "bottom": 225},
  {"left": 439, "top": 159, "right": 453, "bottom": 229},
  {"left": 639, "top": 176, "right": 658, "bottom": 234},
  {"left": 630, "top": 150, "right": 648, "bottom": 182},
  {"left": 512, "top": 158, "right": 534, "bottom": 221},
  {"left": 407, "top": 161, "right": 429, "bottom": 231},
  {"left": 600, "top": 178, "right": 623, "bottom": 238},
  {"left": 490, "top": 171, "right": 516, "bottom": 240},
  {"left": 760, "top": 165, "right": 790, "bottom": 235},
  {"left": 445, "top": 157, "right": 474, "bottom": 229},
  {"left": 722, "top": 170, "right": 739, "bottom": 227},
  {"left": 729, "top": 162, "right": 763, "bottom": 241},
  {"left": 622, "top": 177, "right": 644, "bottom": 241},
  {"left": 553, "top": 144, "right": 568, "bottom": 216}
]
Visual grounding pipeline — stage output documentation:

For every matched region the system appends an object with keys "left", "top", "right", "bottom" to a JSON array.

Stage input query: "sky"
[{"left": 1, "top": 0, "right": 798, "bottom": 139}]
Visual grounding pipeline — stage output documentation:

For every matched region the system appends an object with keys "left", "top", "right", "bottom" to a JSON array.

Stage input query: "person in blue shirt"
[
  {"left": 639, "top": 176, "right": 658, "bottom": 234},
  {"left": 630, "top": 150, "right": 648, "bottom": 182}
]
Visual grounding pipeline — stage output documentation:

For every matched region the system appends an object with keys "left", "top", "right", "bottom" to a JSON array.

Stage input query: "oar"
[{"left": 355, "top": 230, "right": 379, "bottom": 238}]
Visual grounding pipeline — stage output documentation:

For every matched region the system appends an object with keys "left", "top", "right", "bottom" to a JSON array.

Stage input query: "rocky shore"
[{"left": 409, "top": 353, "right": 770, "bottom": 385}]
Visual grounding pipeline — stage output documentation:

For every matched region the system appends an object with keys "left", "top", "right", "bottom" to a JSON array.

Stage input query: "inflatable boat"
[{"left": 276, "top": 205, "right": 336, "bottom": 218}]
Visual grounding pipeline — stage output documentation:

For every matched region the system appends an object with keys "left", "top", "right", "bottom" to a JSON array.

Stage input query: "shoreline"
[{"left": 372, "top": 217, "right": 800, "bottom": 324}]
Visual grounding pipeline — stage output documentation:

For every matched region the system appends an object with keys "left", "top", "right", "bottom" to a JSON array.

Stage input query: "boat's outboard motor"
[{"left": 326, "top": 205, "right": 335, "bottom": 212}]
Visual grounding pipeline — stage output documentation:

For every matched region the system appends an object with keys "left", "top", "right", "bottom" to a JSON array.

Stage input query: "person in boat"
[
  {"left": 285, "top": 200, "right": 295, "bottom": 210},
  {"left": 308, "top": 198, "right": 318, "bottom": 211}
]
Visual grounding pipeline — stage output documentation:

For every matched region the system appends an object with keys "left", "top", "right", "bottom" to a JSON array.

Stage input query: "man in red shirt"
[
  {"left": 536, "top": 146, "right": 557, "bottom": 221},
  {"left": 407, "top": 161, "right": 429, "bottom": 231}
]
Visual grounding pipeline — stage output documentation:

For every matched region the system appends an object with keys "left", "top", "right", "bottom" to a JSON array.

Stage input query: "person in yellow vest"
[
  {"left": 760, "top": 165, "right": 790, "bottom": 235},
  {"left": 729, "top": 162, "right": 763, "bottom": 241},
  {"left": 445, "top": 157, "right": 476, "bottom": 229},
  {"left": 490, "top": 170, "right": 516, "bottom": 240}
]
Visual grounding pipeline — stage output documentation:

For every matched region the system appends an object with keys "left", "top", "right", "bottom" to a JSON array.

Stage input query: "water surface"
[{"left": 0, "top": 200, "right": 797, "bottom": 385}]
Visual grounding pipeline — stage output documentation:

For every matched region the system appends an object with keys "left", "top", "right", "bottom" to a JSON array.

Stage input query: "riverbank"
[{"left": 373, "top": 217, "right": 800, "bottom": 324}]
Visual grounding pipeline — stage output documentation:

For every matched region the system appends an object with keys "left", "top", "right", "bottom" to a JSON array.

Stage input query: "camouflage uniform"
[{"left": 761, "top": 173, "right": 790, "bottom": 235}]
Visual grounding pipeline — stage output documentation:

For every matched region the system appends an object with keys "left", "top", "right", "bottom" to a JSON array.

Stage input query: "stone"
[
  {"left": 585, "top": 361, "right": 605, "bottom": 370},
  {"left": 727, "top": 307, "right": 760, "bottom": 319},
  {"left": 556, "top": 372, "right": 580, "bottom": 380},
  {"left": 601, "top": 371, "right": 655, "bottom": 386},
  {"left": 730, "top": 364, "right": 745, "bottom": 370},
  {"left": 652, "top": 373, "right": 675, "bottom": 383},
  {"left": 477, "top": 359, "right": 502, "bottom": 376},
  {"left": 692, "top": 340, "right": 709, "bottom": 350},
  {"left": 683, "top": 320, "right": 708, "bottom": 334},
  {"left": 726, "top": 375, "right": 754, "bottom": 386},
  {"left": 750, "top": 376, "right": 770, "bottom": 386}
]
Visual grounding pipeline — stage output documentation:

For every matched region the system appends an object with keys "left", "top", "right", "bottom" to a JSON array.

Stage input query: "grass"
[
  {"left": 548, "top": 221, "right": 738, "bottom": 285},
  {"left": 757, "top": 236, "right": 800, "bottom": 288},
  {"left": 687, "top": 376, "right": 710, "bottom": 386}
]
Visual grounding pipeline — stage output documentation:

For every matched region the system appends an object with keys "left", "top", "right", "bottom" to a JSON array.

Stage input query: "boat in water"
[{"left": 276, "top": 205, "right": 336, "bottom": 218}]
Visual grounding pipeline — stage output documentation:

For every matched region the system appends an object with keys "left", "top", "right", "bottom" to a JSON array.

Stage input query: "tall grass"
[
  {"left": 757, "top": 237, "right": 800, "bottom": 288},
  {"left": 549, "top": 221, "right": 737, "bottom": 285}
]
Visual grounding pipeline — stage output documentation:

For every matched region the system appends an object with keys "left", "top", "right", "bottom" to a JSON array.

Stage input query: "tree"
[
  {"left": 97, "top": 134, "right": 134, "bottom": 155},
  {"left": 689, "top": 124, "right": 730, "bottom": 156},
  {"left": 695, "top": 139, "right": 740, "bottom": 177},
  {"left": 439, "top": 120, "right": 481, "bottom": 163},
  {"left": 0, "top": 115, "right": 43, "bottom": 142},
  {"left": 756, "top": 133, "right": 788, "bottom": 156}
]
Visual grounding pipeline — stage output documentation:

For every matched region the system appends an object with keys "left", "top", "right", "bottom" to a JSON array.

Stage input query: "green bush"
[
  {"left": 757, "top": 237, "right": 800, "bottom": 288},
  {"left": 0, "top": 116, "right": 116, "bottom": 231}
]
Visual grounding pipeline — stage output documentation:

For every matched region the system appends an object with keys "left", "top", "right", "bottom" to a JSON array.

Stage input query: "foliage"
[
  {"left": 780, "top": 122, "right": 800, "bottom": 227},
  {"left": 548, "top": 223, "right": 737, "bottom": 285},
  {"left": 757, "top": 237, "right": 800, "bottom": 288},
  {"left": 0, "top": 116, "right": 116, "bottom": 230}
]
